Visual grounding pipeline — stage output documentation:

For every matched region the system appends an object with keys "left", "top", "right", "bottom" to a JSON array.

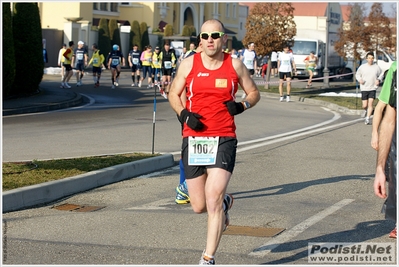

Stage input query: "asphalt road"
[
  {"left": 3, "top": 71, "right": 344, "bottom": 162},
  {"left": 2, "top": 71, "right": 396, "bottom": 265}
]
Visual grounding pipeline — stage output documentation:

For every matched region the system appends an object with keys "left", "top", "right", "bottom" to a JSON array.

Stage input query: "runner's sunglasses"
[{"left": 200, "top": 31, "right": 225, "bottom": 40}]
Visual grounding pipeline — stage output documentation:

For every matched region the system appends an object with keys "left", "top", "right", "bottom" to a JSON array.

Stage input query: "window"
[
  {"left": 291, "top": 41, "right": 317, "bottom": 55},
  {"left": 226, "top": 4, "right": 230, "bottom": 18},
  {"left": 93, "top": 3, "right": 98, "bottom": 10},
  {"left": 377, "top": 51, "right": 389, "bottom": 63},
  {"left": 110, "top": 3, "right": 118, "bottom": 12},
  {"left": 100, "top": 3, "right": 108, "bottom": 11}
]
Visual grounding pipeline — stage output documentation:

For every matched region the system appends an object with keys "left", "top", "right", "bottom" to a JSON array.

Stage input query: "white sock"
[{"left": 203, "top": 252, "right": 214, "bottom": 259}]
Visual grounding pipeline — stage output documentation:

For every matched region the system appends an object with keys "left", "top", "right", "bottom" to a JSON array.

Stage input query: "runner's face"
[
  {"left": 366, "top": 55, "right": 374, "bottom": 65},
  {"left": 200, "top": 21, "right": 226, "bottom": 57}
]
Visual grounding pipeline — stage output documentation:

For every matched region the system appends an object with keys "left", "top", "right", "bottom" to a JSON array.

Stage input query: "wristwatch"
[{"left": 243, "top": 101, "right": 251, "bottom": 109}]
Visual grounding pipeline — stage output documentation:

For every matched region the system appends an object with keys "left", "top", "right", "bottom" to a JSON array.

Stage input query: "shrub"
[
  {"left": 164, "top": 24, "right": 173, "bottom": 37},
  {"left": 140, "top": 22, "right": 150, "bottom": 49},
  {"left": 109, "top": 19, "right": 122, "bottom": 52},
  {"left": 130, "top": 20, "right": 141, "bottom": 50},
  {"left": 98, "top": 18, "right": 111, "bottom": 65},
  {"left": 12, "top": 3, "right": 43, "bottom": 96},
  {"left": 3, "top": 3, "right": 15, "bottom": 98}
]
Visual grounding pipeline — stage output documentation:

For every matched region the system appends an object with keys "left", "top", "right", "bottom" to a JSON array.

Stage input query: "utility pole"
[{"left": 323, "top": 3, "right": 330, "bottom": 88}]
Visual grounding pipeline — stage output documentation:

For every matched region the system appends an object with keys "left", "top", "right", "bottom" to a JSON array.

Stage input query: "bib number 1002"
[
  {"left": 188, "top": 137, "right": 219, "bottom": 165},
  {"left": 192, "top": 142, "right": 215, "bottom": 154}
]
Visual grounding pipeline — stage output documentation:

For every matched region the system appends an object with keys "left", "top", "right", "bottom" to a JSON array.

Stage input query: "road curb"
[{"left": 2, "top": 154, "right": 175, "bottom": 213}]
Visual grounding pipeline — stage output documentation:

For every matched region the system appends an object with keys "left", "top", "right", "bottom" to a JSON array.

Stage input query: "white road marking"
[
  {"left": 249, "top": 199, "right": 355, "bottom": 257},
  {"left": 125, "top": 197, "right": 192, "bottom": 211},
  {"left": 136, "top": 165, "right": 180, "bottom": 178},
  {"left": 168, "top": 110, "right": 362, "bottom": 155},
  {"left": 238, "top": 107, "right": 341, "bottom": 146},
  {"left": 4, "top": 93, "right": 95, "bottom": 118},
  {"left": 238, "top": 116, "right": 363, "bottom": 153}
]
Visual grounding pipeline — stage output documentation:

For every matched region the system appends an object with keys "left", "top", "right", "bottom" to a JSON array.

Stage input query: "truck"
[
  {"left": 290, "top": 1, "right": 394, "bottom": 81},
  {"left": 290, "top": 38, "right": 345, "bottom": 79},
  {"left": 290, "top": 2, "right": 346, "bottom": 80}
]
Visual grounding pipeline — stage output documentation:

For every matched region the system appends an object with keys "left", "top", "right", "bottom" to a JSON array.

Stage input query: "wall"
[{"left": 42, "top": 29, "right": 64, "bottom": 67}]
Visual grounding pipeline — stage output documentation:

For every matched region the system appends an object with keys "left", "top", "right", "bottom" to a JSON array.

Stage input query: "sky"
[{"left": 339, "top": 1, "right": 397, "bottom": 17}]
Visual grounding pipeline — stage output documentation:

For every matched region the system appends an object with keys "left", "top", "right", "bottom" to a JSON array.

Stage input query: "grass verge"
[
  {"left": 2, "top": 153, "right": 159, "bottom": 191},
  {"left": 258, "top": 83, "right": 370, "bottom": 110}
]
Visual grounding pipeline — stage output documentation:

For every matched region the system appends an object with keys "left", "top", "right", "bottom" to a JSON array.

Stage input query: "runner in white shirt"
[
  {"left": 240, "top": 42, "right": 257, "bottom": 98},
  {"left": 278, "top": 44, "right": 296, "bottom": 102}
]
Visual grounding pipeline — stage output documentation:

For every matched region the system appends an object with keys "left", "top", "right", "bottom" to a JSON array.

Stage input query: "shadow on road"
[
  {"left": 262, "top": 219, "right": 395, "bottom": 264},
  {"left": 232, "top": 174, "right": 374, "bottom": 199}
]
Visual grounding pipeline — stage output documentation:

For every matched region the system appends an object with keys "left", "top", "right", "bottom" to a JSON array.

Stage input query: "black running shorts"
[
  {"left": 361, "top": 90, "right": 376, "bottom": 100},
  {"left": 181, "top": 136, "right": 237, "bottom": 179},
  {"left": 64, "top": 64, "right": 72, "bottom": 71},
  {"left": 163, "top": 68, "right": 173, "bottom": 76},
  {"left": 279, "top": 71, "right": 292, "bottom": 79}
]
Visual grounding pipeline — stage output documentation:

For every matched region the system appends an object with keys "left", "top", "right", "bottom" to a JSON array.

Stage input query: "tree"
[
  {"left": 109, "top": 19, "right": 122, "bottom": 52},
  {"left": 243, "top": 2, "right": 296, "bottom": 88},
  {"left": 243, "top": 3, "right": 296, "bottom": 56},
  {"left": 389, "top": 5, "right": 397, "bottom": 53},
  {"left": 12, "top": 3, "right": 43, "bottom": 96},
  {"left": 140, "top": 22, "right": 150, "bottom": 49},
  {"left": 130, "top": 20, "right": 141, "bottom": 50},
  {"left": 98, "top": 18, "right": 111, "bottom": 64},
  {"left": 364, "top": 3, "right": 392, "bottom": 52},
  {"left": 334, "top": 3, "right": 367, "bottom": 80},
  {"left": 3, "top": 3, "right": 15, "bottom": 98}
]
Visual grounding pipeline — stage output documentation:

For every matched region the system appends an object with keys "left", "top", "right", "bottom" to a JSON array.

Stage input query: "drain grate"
[
  {"left": 223, "top": 225, "right": 285, "bottom": 237},
  {"left": 52, "top": 203, "right": 105, "bottom": 212}
]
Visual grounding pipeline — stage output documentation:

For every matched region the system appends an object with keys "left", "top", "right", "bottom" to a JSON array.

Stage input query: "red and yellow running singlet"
[{"left": 183, "top": 52, "right": 239, "bottom": 138}]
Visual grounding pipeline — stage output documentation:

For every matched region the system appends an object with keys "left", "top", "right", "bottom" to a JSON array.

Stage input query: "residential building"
[{"left": 38, "top": 2, "right": 245, "bottom": 66}]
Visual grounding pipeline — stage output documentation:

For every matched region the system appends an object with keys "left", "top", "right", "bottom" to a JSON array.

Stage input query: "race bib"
[
  {"left": 77, "top": 53, "right": 84, "bottom": 60},
  {"left": 246, "top": 59, "right": 253, "bottom": 65},
  {"left": 188, "top": 137, "right": 219, "bottom": 165},
  {"left": 93, "top": 58, "right": 98, "bottom": 64},
  {"left": 112, "top": 58, "right": 119, "bottom": 65},
  {"left": 132, "top": 58, "right": 139, "bottom": 64},
  {"left": 164, "top": 61, "right": 172, "bottom": 69}
]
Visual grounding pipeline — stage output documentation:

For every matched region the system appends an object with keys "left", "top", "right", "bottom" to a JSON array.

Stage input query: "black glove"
[
  {"left": 224, "top": 101, "right": 245, "bottom": 116},
  {"left": 179, "top": 109, "right": 204, "bottom": 130}
]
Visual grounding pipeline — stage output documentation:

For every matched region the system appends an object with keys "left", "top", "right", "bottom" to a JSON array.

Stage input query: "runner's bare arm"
[
  {"left": 169, "top": 57, "right": 194, "bottom": 115},
  {"left": 232, "top": 58, "right": 261, "bottom": 108}
]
